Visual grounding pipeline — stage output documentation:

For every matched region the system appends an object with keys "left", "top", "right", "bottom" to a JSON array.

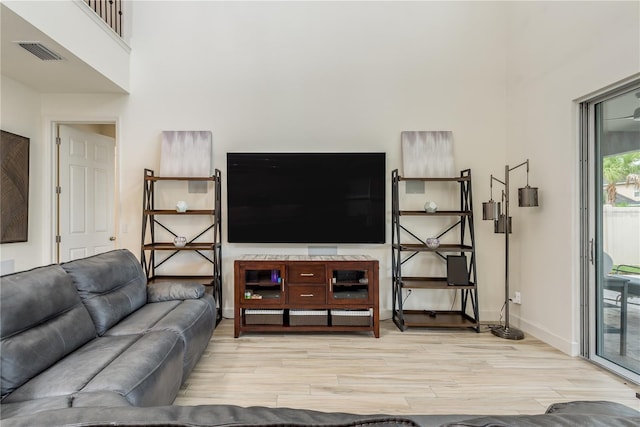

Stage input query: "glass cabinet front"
[
  {"left": 241, "top": 265, "right": 285, "bottom": 305},
  {"left": 329, "top": 266, "right": 371, "bottom": 304}
]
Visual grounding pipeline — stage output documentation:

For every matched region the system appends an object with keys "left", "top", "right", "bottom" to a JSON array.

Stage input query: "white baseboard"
[{"left": 511, "top": 315, "right": 579, "bottom": 356}]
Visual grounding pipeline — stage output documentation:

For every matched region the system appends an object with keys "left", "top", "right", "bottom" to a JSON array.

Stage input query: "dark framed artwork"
[{"left": 1, "top": 130, "right": 30, "bottom": 243}]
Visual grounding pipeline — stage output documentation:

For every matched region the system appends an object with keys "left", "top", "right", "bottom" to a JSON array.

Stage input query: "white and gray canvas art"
[
  {"left": 401, "top": 131, "right": 454, "bottom": 178},
  {"left": 160, "top": 131, "right": 212, "bottom": 177}
]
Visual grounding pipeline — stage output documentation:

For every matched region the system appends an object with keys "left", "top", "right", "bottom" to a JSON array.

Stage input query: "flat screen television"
[{"left": 227, "top": 152, "right": 386, "bottom": 244}]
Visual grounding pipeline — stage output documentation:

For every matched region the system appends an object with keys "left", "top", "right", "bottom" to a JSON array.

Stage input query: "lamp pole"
[
  {"left": 491, "top": 163, "right": 524, "bottom": 339},
  {"left": 504, "top": 164, "right": 513, "bottom": 333},
  {"left": 483, "top": 160, "right": 538, "bottom": 339}
]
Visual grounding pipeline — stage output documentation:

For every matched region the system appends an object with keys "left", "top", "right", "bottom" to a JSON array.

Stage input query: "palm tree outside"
[{"left": 602, "top": 152, "right": 640, "bottom": 205}]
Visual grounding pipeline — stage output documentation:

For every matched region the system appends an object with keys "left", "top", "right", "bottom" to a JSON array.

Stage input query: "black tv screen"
[{"left": 227, "top": 152, "right": 386, "bottom": 244}]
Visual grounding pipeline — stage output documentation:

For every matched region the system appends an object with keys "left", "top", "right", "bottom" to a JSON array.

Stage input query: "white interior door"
[{"left": 57, "top": 124, "right": 116, "bottom": 262}]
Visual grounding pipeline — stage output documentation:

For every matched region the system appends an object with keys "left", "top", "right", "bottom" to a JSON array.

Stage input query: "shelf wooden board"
[
  {"left": 245, "top": 281, "right": 283, "bottom": 287},
  {"left": 392, "top": 243, "right": 474, "bottom": 252},
  {"left": 398, "top": 176, "right": 470, "bottom": 182},
  {"left": 395, "top": 310, "right": 478, "bottom": 329},
  {"left": 145, "top": 175, "right": 216, "bottom": 182},
  {"left": 145, "top": 209, "right": 215, "bottom": 215},
  {"left": 398, "top": 276, "right": 476, "bottom": 289},
  {"left": 238, "top": 324, "right": 375, "bottom": 334},
  {"left": 142, "top": 243, "right": 216, "bottom": 250},
  {"left": 399, "top": 210, "right": 471, "bottom": 216}
]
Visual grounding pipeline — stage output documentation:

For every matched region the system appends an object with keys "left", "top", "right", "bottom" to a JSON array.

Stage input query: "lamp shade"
[
  {"left": 494, "top": 215, "right": 512, "bottom": 234},
  {"left": 518, "top": 186, "right": 538, "bottom": 207},
  {"left": 482, "top": 200, "right": 500, "bottom": 220}
]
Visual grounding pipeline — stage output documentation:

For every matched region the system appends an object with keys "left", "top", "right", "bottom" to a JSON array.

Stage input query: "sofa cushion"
[
  {"left": 152, "top": 296, "right": 215, "bottom": 378},
  {"left": 105, "top": 296, "right": 215, "bottom": 380},
  {"left": 103, "top": 300, "right": 182, "bottom": 335},
  {"left": 83, "top": 330, "right": 185, "bottom": 406},
  {"left": 4, "top": 331, "right": 184, "bottom": 407},
  {"left": 0, "top": 404, "right": 429, "bottom": 427},
  {"left": 147, "top": 282, "right": 205, "bottom": 302},
  {"left": 3, "top": 334, "right": 141, "bottom": 402},
  {"left": 0, "top": 391, "right": 130, "bottom": 420},
  {"left": 0, "top": 265, "right": 96, "bottom": 398},
  {"left": 441, "top": 413, "right": 640, "bottom": 426},
  {"left": 61, "top": 249, "right": 147, "bottom": 335}
]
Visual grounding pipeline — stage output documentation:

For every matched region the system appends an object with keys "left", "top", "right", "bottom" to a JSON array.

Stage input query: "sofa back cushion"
[
  {"left": 61, "top": 250, "right": 147, "bottom": 336},
  {"left": 0, "top": 265, "right": 97, "bottom": 398}
]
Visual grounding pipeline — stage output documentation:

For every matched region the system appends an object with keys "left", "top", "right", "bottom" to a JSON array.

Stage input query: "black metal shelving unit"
[
  {"left": 391, "top": 168, "right": 480, "bottom": 332},
  {"left": 141, "top": 168, "right": 222, "bottom": 325}
]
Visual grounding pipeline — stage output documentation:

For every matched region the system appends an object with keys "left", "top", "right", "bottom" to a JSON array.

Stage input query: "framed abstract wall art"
[{"left": 1, "top": 130, "right": 29, "bottom": 243}]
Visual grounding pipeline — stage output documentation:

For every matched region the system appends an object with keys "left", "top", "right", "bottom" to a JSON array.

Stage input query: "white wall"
[
  {"left": 505, "top": 1, "right": 640, "bottom": 354},
  {"left": 0, "top": 76, "right": 45, "bottom": 272},
  {"left": 120, "top": 1, "right": 509, "bottom": 319}
]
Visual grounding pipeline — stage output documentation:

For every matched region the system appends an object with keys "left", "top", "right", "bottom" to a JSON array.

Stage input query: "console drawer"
[
  {"left": 287, "top": 264, "right": 326, "bottom": 284},
  {"left": 287, "top": 284, "right": 326, "bottom": 304}
]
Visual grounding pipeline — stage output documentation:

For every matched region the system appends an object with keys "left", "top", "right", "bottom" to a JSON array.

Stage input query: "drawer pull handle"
[
  {"left": 300, "top": 273, "right": 315, "bottom": 277},
  {"left": 300, "top": 293, "right": 314, "bottom": 297}
]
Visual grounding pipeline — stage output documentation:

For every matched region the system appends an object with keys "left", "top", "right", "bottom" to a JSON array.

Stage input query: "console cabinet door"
[
  {"left": 236, "top": 262, "right": 285, "bottom": 306},
  {"left": 327, "top": 262, "right": 374, "bottom": 305}
]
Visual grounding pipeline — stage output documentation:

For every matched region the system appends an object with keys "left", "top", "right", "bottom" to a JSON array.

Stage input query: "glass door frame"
[{"left": 579, "top": 79, "right": 640, "bottom": 384}]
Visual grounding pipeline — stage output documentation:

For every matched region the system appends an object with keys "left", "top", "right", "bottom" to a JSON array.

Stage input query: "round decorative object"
[
  {"left": 176, "top": 201, "right": 188, "bottom": 212},
  {"left": 425, "top": 237, "right": 440, "bottom": 249},
  {"left": 173, "top": 236, "right": 187, "bottom": 247},
  {"left": 424, "top": 201, "right": 438, "bottom": 213}
]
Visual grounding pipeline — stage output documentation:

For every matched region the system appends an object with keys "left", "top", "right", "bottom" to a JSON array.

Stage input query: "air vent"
[{"left": 16, "top": 42, "right": 63, "bottom": 61}]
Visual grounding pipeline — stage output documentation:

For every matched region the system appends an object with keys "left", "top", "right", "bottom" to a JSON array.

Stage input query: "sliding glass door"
[{"left": 581, "top": 83, "right": 640, "bottom": 383}]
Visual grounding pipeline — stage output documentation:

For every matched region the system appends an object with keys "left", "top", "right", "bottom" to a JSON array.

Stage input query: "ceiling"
[{"left": 0, "top": 4, "right": 126, "bottom": 94}]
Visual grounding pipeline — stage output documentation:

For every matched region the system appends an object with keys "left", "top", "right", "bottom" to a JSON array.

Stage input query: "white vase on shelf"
[{"left": 176, "top": 201, "right": 188, "bottom": 213}]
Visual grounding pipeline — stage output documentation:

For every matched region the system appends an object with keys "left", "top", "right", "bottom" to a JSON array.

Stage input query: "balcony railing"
[{"left": 84, "top": 0, "right": 123, "bottom": 37}]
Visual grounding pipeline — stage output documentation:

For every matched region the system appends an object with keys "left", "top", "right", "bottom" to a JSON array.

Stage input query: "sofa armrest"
[
  {"left": 545, "top": 400, "right": 640, "bottom": 416},
  {"left": 147, "top": 282, "right": 205, "bottom": 302}
]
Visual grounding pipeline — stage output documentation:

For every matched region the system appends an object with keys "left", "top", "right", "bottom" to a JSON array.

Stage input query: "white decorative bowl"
[
  {"left": 173, "top": 236, "right": 187, "bottom": 247},
  {"left": 425, "top": 237, "right": 440, "bottom": 249}
]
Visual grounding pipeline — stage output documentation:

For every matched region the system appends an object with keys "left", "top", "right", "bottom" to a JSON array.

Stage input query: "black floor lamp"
[{"left": 482, "top": 159, "right": 539, "bottom": 340}]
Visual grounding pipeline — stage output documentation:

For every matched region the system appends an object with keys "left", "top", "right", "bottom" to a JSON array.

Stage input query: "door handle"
[
  {"left": 589, "top": 238, "right": 594, "bottom": 265},
  {"left": 109, "top": 236, "right": 116, "bottom": 241}
]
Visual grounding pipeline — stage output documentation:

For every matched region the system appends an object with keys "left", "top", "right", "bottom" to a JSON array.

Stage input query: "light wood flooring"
[{"left": 175, "top": 319, "right": 640, "bottom": 416}]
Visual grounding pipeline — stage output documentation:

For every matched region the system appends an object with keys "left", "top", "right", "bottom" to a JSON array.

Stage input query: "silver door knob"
[{"left": 109, "top": 236, "right": 116, "bottom": 241}]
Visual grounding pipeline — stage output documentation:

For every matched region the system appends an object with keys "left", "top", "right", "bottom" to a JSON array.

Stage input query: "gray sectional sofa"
[
  {"left": 2, "top": 399, "right": 640, "bottom": 426},
  {"left": 2, "top": 249, "right": 639, "bottom": 426},
  {"left": 0, "top": 249, "right": 216, "bottom": 420}
]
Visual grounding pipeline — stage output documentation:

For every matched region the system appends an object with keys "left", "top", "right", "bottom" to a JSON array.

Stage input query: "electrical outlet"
[{"left": 514, "top": 291, "right": 522, "bottom": 304}]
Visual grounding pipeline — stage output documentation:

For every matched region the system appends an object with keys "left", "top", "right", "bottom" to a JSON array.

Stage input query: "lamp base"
[{"left": 491, "top": 325, "right": 525, "bottom": 340}]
